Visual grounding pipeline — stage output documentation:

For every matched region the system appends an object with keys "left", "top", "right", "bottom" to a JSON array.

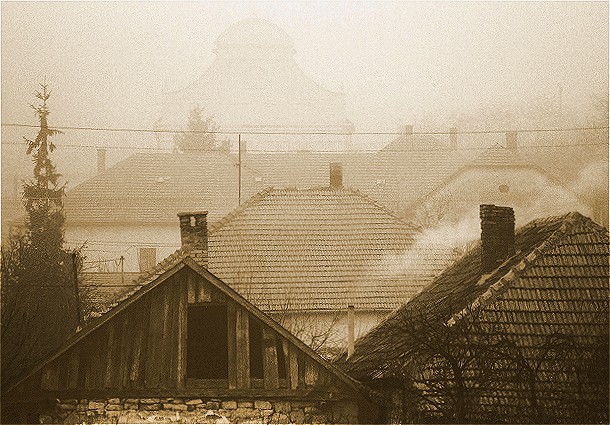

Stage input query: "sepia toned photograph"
[{"left": 1, "top": 2, "right": 608, "bottom": 424}]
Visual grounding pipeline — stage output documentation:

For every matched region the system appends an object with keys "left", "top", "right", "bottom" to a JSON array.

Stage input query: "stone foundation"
[{"left": 36, "top": 396, "right": 360, "bottom": 424}]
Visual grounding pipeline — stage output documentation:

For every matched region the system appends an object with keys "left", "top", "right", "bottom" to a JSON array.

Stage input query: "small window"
[{"left": 187, "top": 304, "right": 228, "bottom": 379}]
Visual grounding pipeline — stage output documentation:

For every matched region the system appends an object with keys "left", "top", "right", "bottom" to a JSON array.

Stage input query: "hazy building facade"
[{"left": 158, "top": 18, "right": 354, "bottom": 152}]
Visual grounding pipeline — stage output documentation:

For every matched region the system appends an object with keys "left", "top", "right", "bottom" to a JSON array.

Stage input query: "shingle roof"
[
  {"left": 207, "top": 186, "right": 457, "bottom": 311},
  {"left": 337, "top": 211, "right": 609, "bottom": 379}
]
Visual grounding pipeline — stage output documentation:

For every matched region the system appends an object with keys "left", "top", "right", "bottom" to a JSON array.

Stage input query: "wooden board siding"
[{"left": 14, "top": 268, "right": 351, "bottom": 396}]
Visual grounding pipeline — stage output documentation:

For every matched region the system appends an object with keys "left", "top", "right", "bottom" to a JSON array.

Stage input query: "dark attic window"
[
  {"left": 187, "top": 304, "right": 228, "bottom": 379},
  {"left": 249, "top": 318, "right": 287, "bottom": 380}
]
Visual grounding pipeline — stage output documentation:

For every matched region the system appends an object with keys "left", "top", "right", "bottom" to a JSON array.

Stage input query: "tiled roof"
[
  {"left": 64, "top": 151, "right": 263, "bottom": 224},
  {"left": 80, "top": 272, "right": 142, "bottom": 314},
  {"left": 62, "top": 146, "right": 473, "bottom": 226},
  {"left": 207, "top": 186, "right": 457, "bottom": 311},
  {"left": 337, "top": 212, "right": 609, "bottom": 380}
]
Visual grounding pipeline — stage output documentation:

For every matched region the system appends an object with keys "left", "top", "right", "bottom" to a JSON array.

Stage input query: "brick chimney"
[
  {"left": 506, "top": 131, "right": 518, "bottom": 150},
  {"left": 330, "top": 163, "right": 343, "bottom": 190},
  {"left": 480, "top": 205, "right": 515, "bottom": 273},
  {"left": 178, "top": 211, "right": 208, "bottom": 266},
  {"left": 449, "top": 127, "right": 458, "bottom": 150},
  {"left": 97, "top": 148, "right": 106, "bottom": 174}
]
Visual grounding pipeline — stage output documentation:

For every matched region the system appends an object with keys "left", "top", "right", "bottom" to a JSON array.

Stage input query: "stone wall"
[{"left": 36, "top": 396, "right": 360, "bottom": 424}]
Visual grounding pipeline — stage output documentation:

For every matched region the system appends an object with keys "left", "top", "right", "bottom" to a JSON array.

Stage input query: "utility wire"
[
  {"left": 1, "top": 141, "right": 607, "bottom": 152},
  {"left": 2, "top": 122, "right": 608, "bottom": 136}
]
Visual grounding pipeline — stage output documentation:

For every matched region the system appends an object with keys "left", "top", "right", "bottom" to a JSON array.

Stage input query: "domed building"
[{"left": 159, "top": 18, "right": 353, "bottom": 151}]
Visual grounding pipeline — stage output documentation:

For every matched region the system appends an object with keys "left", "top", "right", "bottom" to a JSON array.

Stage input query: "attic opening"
[
  {"left": 187, "top": 304, "right": 228, "bottom": 379},
  {"left": 249, "top": 317, "right": 287, "bottom": 382}
]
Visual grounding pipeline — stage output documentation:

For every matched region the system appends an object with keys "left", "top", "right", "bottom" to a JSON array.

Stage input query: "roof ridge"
[
  {"left": 348, "top": 187, "right": 421, "bottom": 232},
  {"left": 208, "top": 186, "right": 275, "bottom": 234},
  {"left": 446, "top": 211, "right": 600, "bottom": 326}
]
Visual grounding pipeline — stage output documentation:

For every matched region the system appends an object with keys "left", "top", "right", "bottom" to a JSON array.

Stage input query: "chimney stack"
[
  {"left": 97, "top": 149, "right": 106, "bottom": 174},
  {"left": 138, "top": 247, "right": 157, "bottom": 272},
  {"left": 178, "top": 211, "right": 208, "bottom": 266},
  {"left": 403, "top": 124, "right": 413, "bottom": 136},
  {"left": 330, "top": 163, "right": 343, "bottom": 190},
  {"left": 480, "top": 205, "right": 515, "bottom": 273},
  {"left": 506, "top": 131, "right": 518, "bottom": 150},
  {"left": 449, "top": 127, "right": 458, "bottom": 150}
]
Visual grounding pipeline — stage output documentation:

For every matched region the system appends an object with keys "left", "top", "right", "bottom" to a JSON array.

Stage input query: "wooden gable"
[{"left": 6, "top": 259, "right": 364, "bottom": 401}]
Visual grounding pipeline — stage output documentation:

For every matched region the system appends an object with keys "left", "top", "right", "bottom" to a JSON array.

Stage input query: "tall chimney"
[
  {"left": 97, "top": 148, "right": 106, "bottom": 174},
  {"left": 178, "top": 211, "right": 208, "bottom": 266},
  {"left": 449, "top": 127, "right": 458, "bottom": 150},
  {"left": 138, "top": 247, "right": 157, "bottom": 272},
  {"left": 330, "top": 163, "right": 343, "bottom": 190},
  {"left": 505, "top": 131, "right": 518, "bottom": 150},
  {"left": 480, "top": 205, "right": 515, "bottom": 273}
]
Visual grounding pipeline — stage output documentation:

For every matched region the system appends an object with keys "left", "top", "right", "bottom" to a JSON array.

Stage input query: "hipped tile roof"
[
  {"left": 337, "top": 211, "right": 609, "bottom": 379},
  {"left": 62, "top": 143, "right": 474, "bottom": 225},
  {"left": 207, "top": 186, "right": 456, "bottom": 311}
]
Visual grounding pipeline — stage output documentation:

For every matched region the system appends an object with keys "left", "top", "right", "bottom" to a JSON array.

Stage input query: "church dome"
[{"left": 215, "top": 18, "right": 294, "bottom": 49}]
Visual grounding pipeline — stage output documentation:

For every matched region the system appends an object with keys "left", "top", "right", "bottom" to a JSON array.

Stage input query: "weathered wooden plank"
[
  {"left": 168, "top": 277, "right": 179, "bottom": 388},
  {"left": 281, "top": 340, "right": 290, "bottom": 388},
  {"left": 304, "top": 358, "right": 319, "bottom": 387},
  {"left": 227, "top": 301, "right": 237, "bottom": 389},
  {"left": 130, "top": 296, "right": 150, "bottom": 387},
  {"left": 197, "top": 278, "right": 212, "bottom": 303},
  {"left": 288, "top": 344, "right": 299, "bottom": 390},
  {"left": 210, "top": 283, "right": 226, "bottom": 303},
  {"left": 40, "top": 364, "right": 60, "bottom": 390},
  {"left": 118, "top": 311, "right": 131, "bottom": 388},
  {"left": 262, "top": 328, "right": 279, "bottom": 389},
  {"left": 91, "top": 327, "right": 107, "bottom": 388},
  {"left": 158, "top": 281, "right": 172, "bottom": 386},
  {"left": 145, "top": 287, "right": 164, "bottom": 388},
  {"left": 176, "top": 278, "right": 187, "bottom": 388},
  {"left": 104, "top": 321, "right": 116, "bottom": 388},
  {"left": 297, "top": 351, "right": 306, "bottom": 389},
  {"left": 187, "top": 271, "right": 196, "bottom": 304},
  {"left": 67, "top": 347, "right": 80, "bottom": 389},
  {"left": 236, "top": 306, "right": 250, "bottom": 389}
]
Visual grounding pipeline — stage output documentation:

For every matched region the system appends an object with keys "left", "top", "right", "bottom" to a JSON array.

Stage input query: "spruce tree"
[{"left": 1, "top": 82, "right": 80, "bottom": 389}]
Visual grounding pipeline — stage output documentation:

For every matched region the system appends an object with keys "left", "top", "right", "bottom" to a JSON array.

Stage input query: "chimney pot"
[
  {"left": 450, "top": 127, "right": 458, "bottom": 150},
  {"left": 480, "top": 205, "right": 515, "bottom": 273},
  {"left": 506, "top": 131, "right": 518, "bottom": 150},
  {"left": 330, "top": 163, "right": 343, "bottom": 190},
  {"left": 97, "top": 149, "right": 106, "bottom": 174},
  {"left": 138, "top": 247, "right": 157, "bottom": 272},
  {"left": 178, "top": 211, "right": 208, "bottom": 266}
]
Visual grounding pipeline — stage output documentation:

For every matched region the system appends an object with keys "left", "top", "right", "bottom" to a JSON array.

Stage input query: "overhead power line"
[{"left": 1, "top": 122, "right": 608, "bottom": 136}]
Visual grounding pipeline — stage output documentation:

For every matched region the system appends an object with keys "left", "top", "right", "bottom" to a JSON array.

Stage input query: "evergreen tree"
[
  {"left": 173, "top": 106, "right": 226, "bottom": 152},
  {"left": 1, "top": 82, "right": 81, "bottom": 390}
]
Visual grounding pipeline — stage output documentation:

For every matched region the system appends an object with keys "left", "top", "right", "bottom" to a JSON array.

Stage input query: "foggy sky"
[{"left": 1, "top": 1, "right": 608, "bottom": 135}]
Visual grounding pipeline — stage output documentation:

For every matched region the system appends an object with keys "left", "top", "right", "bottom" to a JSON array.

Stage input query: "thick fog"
[{"left": 2, "top": 2, "right": 607, "bottom": 133}]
